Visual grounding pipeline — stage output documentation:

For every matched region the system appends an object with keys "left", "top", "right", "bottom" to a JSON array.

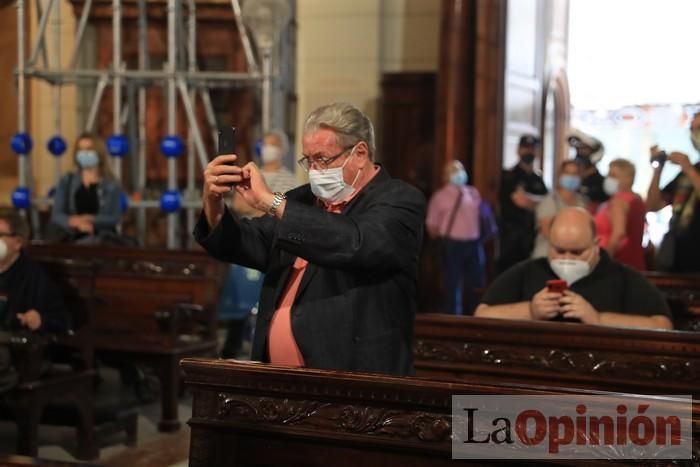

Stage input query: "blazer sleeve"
[
  {"left": 93, "top": 181, "right": 123, "bottom": 230},
  {"left": 50, "top": 174, "right": 72, "bottom": 228},
  {"left": 276, "top": 181, "right": 426, "bottom": 272},
  {"left": 193, "top": 207, "right": 277, "bottom": 271}
]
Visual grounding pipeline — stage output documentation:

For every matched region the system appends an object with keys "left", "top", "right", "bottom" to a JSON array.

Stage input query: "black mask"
[{"left": 521, "top": 153, "right": 536, "bottom": 165}]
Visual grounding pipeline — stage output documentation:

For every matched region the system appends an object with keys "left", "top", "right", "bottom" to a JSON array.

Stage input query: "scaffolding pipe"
[
  {"left": 52, "top": 0, "right": 61, "bottom": 184},
  {"left": 16, "top": 0, "right": 27, "bottom": 188},
  {"left": 166, "top": 0, "right": 178, "bottom": 249},
  {"left": 68, "top": 0, "right": 94, "bottom": 69},
  {"left": 185, "top": 0, "right": 197, "bottom": 245},
  {"left": 26, "top": 0, "right": 55, "bottom": 67},
  {"left": 136, "top": 0, "right": 148, "bottom": 245},
  {"left": 34, "top": 0, "right": 48, "bottom": 67},
  {"left": 200, "top": 89, "right": 219, "bottom": 145},
  {"left": 261, "top": 48, "right": 272, "bottom": 133},
  {"left": 112, "top": 0, "right": 122, "bottom": 180},
  {"left": 177, "top": 79, "right": 209, "bottom": 172},
  {"left": 24, "top": 67, "right": 261, "bottom": 82},
  {"left": 230, "top": 0, "right": 258, "bottom": 73},
  {"left": 85, "top": 74, "right": 108, "bottom": 133}
]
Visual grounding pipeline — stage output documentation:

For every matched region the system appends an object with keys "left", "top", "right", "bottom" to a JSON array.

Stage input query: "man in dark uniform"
[
  {"left": 568, "top": 128, "right": 607, "bottom": 211},
  {"left": 496, "top": 134, "right": 548, "bottom": 273}
]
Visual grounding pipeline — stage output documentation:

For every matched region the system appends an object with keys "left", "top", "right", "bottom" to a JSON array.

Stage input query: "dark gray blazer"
[{"left": 194, "top": 168, "right": 426, "bottom": 375}]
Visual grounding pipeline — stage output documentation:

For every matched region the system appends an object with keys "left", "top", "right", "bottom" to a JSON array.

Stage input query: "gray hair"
[
  {"left": 264, "top": 129, "right": 290, "bottom": 156},
  {"left": 303, "top": 102, "right": 376, "bottom": 159}
]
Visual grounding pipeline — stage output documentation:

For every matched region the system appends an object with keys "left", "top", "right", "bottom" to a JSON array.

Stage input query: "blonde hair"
[{"left": 609, "top": 158, "right": 636, "bottom": 183}]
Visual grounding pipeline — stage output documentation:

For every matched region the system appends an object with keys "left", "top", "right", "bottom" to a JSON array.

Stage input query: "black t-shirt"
[
  {"left": 499, "top": 164, "right": 548, "bottom": 229},
  {"left": 662, "top": 163, "right": 700, "bottom": 272},
  {"left": 580, "top": 169, "right": 609, "bottom": 205},
  {"left": 481, "top": 251, "right": 671, "bottom": 319},
  {"left": 0, "top": 252, "right": 68, "bottom": 332},
  {"left": 75, "top": 183, "right": 99, "bottom": 215},
  {"left": 0, "top": 273, "right": 9, "bottom": 328}
]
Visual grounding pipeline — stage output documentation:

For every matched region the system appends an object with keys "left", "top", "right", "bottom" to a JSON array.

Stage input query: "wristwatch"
[{"left": 268, "top": 192, "right": 286, "bottom": 217}]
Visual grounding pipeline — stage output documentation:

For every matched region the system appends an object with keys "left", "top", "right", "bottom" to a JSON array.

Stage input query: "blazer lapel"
[{"left": 293, "top": 166, "right": 390, "bottom": 301}]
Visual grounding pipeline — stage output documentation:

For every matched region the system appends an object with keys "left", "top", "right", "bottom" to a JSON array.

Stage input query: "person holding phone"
[
  {"left": 475, "top": 207, "right": 672, "bottom": 330},
  {"left": 194, "top": 102, "right": 426, "bottom": 375},
  {"left": 231, "top": 129, "right": 299, "bottom": 219},
  {"left": 646, "top": 111, "right": 700, "bottom": 272}
]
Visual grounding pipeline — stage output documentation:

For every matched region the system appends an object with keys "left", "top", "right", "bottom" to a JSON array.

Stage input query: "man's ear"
[{"left": 354, "top": 142, "right": 371, "bottom": 166}]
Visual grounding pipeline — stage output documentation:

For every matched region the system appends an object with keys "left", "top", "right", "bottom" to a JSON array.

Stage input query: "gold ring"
[{"left": 214, "top": 175, "right": 219, "bottom": 184}]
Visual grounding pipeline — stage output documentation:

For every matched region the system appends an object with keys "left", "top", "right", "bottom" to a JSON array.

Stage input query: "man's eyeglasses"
[{"left": 297, "top": 147, "right": 353, "bottom": 172}]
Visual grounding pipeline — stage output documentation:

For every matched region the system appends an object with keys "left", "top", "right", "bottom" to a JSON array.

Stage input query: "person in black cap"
[
  {"left": 568, "top": 128, "right": 608, "bottom": 211},
  {"left": 496, "top": 134, "right": 548, "bottom": 273}
]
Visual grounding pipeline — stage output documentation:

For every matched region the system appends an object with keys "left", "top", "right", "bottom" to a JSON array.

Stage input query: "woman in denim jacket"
[{"left": 48, "top": 134, "right": 124, "bottom": 244}]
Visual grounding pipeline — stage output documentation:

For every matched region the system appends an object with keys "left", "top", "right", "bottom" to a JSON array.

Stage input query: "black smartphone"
[
  {"left": 651, "top": 150, "right": 667, "bottom": 169},
  {"left": 217, "top": 126, "right": 237, "bottom": 158}
]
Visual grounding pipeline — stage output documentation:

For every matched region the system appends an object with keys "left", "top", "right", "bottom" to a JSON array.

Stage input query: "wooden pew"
[
  {"left": 644, "top": 271, "right": 700, "bottom": 330},
  {"left": 414, "top": 314, "right": 700, "bottom": 397},
  {"left": 182, "top": 358, "right": 695, "bottom": 466},
  {"left": 26, "top": 243, "right": 226, "bottom": 431}
]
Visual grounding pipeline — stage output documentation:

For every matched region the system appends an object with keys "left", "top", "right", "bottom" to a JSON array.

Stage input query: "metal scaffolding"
[{"left": 13, "top": 0, "right": 287, "bottom": 249}]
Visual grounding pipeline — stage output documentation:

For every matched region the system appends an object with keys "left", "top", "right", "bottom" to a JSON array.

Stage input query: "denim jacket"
[{"left": 50, "top": 171, "right": 123, "bottom": 232}]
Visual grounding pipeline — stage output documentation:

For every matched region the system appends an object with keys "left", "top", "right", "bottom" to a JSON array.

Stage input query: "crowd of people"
[{"left": 1, "top": 102, "right": 697, "bottom": 379}]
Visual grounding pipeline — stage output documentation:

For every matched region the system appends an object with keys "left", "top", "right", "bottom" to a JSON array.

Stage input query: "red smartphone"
[{"left": 546, "top": 279, "right": 568, "bottom": 294}]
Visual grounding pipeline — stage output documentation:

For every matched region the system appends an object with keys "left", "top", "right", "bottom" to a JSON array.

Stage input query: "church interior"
[{"left": 0, "top": 0, "right": 698, "bottom": 465}]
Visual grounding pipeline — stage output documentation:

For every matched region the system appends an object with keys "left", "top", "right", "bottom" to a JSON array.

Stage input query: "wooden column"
[
  {"left": 434, "top": 0, "right": 506, "bottom": 205},
  {"left": 433, "top": 0, "right": 475, "bottom": 190}
]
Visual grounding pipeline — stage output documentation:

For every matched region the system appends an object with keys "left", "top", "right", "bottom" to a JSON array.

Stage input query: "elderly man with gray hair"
[{"left": 194, "top": 102, "right": 426, "bottom": 375}]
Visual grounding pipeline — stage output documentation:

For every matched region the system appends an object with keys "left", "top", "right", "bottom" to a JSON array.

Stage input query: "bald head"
[{"left": 548, "top": 207, "right": 600, "bottom": 266}]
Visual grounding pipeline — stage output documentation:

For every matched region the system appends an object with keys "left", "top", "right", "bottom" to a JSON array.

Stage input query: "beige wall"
[
  {"left": 29, "top": 0, "right": 78, "bottom": 199},
  {"left": 294, "top": 0, "right": 439, "bottom": 178}
]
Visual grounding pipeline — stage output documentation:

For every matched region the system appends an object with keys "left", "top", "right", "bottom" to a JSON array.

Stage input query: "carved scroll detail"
[
  {"left": 415, "top": 339, "right": 700, "bottom": 382},
  {"left": 217, "top": 394, "right": 451, "bottom": 443}
]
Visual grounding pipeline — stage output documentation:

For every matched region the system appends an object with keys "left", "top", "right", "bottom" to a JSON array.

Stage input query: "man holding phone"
[
  {"left": 475, "top": 207, "right": 672, "bottom": 329},
  {"left": 194, "top": 102, "right": 426, "bottom": 375}
]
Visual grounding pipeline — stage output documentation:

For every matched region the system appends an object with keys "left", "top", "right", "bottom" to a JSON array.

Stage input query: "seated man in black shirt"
[
  {"left": 0, "top": 208, "right": 67, "bottom": 332},
  {"left": 475, "top": 207, "right": 672, "bottom": 330}
]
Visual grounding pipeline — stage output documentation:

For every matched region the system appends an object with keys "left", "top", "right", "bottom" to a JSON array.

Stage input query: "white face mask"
[
  {"left": 603, "top": 176, "right": 620, "bottom": 196},
  {"left": 308, "top": 147, "right": 361, "bottom": 204},
  {"left": 549, "top": 258, "right": 591, "bottom": 285},
  {"left": 0, "top": 239, "right": 7, "bottom": 262},
  {"left": 260, "top": 145, "right": 282, "bottom": 164}
]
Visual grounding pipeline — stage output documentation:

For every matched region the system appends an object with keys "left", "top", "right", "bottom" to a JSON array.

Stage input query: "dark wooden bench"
[
  {"left": 414, "top": 314, "right": 700, "bottom": 397},
  {"left": 27, "top": 243, "right": 226, "bottom": 431},
  {"left": 644, "top": 271, "right": 700, "bottom": 330},
  {"left": 182, "top": 358, "right": 696, "bottom": 466}
]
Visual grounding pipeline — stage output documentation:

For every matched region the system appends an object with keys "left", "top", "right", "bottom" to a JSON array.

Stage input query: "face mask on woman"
[
  {"left": 76, "top": 150, "right": 99, "bottom": 169},
  {"left": 450, "top": 169, "right": 468, "bottom": 186},
  {"left": 603, "top": 176, "right": 620, "bottom": 196},
  {"left": 559, "top": 174, "right": 581, "bottom": 192}
]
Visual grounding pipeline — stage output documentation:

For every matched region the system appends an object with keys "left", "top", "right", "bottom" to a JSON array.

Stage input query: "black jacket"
[
  {"left": 0, "top": 251, "right": 68, "bottom": 332},
  {"left": 194, "top": 168, "right": 426, "bottom": 375}
]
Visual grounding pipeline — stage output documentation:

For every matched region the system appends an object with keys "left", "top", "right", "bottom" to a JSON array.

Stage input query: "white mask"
[
  {"left": 260, "top": 145, "right": 282, "bottom": 164},
  {"left": 603, "top": 176, "right": 619, "bottom": 196},
  {"left": 0, "top": 239, "right": 7, "bottom": 262},
  {"left": 308, "top": 147, "right": 361, "bottom": 204},
  {"left": 549, "top": 259, "right": 591, "bottom": 285}
]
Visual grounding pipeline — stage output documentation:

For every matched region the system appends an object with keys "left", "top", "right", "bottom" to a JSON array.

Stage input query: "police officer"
[
  {"left": 568, "top": 128, "right": 608, "bottom": 211},
  {"left": 497, "top": 134, "right": 548, "bottom": 273}
]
